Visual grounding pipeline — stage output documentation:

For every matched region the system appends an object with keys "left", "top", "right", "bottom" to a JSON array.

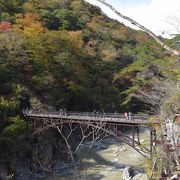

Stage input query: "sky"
[{"left": 85, "top": 0, "right": 180, "bottom": 38}]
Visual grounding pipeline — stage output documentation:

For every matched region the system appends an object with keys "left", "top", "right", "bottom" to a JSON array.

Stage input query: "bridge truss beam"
[{"left": 28, "top": 116, "right": 156, "bottom": 159}]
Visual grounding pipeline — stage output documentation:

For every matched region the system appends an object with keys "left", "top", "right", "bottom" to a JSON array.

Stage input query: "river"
[{"left": 44, "top": 128, "right": 149, "bottom": 180}]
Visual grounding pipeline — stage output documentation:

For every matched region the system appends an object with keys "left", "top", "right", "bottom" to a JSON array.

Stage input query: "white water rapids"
[{"left": 44, "top": 128, "right": 150, "bottom": 180}]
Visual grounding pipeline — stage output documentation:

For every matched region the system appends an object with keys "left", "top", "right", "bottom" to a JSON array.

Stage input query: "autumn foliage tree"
[
  {"left": 0, "top": 21, "right": 11, "bottom": 32},
  {"left": 0, "top": 0, "right": 179, "bottom": 179}
]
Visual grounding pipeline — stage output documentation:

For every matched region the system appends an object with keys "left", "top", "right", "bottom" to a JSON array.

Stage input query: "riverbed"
[{"left": 44, "top": 128, "right": 150, "bottom": 180}]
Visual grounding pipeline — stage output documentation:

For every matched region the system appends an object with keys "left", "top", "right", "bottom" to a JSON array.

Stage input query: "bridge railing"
[
  {"left": 25, "top": 108, "right": 149, "bottom": 116},
  {"left": 24, "top": 109, "right": 150, "bottom": 124}
]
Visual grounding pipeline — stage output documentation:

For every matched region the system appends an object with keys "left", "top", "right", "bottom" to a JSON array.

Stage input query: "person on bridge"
[
  {"left": 124, "top": 112, "right": 128, "bottom": 120},
  {"left": 128, "top": 112, "right": 132, "bottom": 120},
  {"left": 92, "top": 110, "right": 96, "bottom": 115},
  {"left": 63, "top": 109, "right": 67, "bottom": 116},
  {"left": 59, "top": 109, "right": 63, "bottom": 115},
  {"left": 96, "top": 111, "right": 100, "bottom": 118},
  {"left": 100, "top": 111, "right": 104, "bottom": 118}
]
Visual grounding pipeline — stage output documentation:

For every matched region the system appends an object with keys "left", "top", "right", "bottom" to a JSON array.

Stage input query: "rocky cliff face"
[{"left": 0, "top": 128, "right": 80, "bottom": 180}]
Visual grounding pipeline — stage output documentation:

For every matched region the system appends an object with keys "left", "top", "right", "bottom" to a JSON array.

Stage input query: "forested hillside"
[{"left": 0, "top": 0, "right": 179, "bottom": 165}]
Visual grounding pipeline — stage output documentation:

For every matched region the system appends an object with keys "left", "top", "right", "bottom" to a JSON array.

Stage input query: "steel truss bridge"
[{"left": 24, "top": 110, "right": 158, "bottom": 158}]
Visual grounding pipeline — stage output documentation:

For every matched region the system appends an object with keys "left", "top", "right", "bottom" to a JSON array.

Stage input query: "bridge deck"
[{"left": 25, "top": 110, "right": 151, "bottom": 125}]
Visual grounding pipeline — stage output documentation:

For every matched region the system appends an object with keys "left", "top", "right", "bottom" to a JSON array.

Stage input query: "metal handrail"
[
  {"left": 26, "top": 109, "right": 149, "bottom": 117},
  {"left": 24, "top": 109, "right": 150, "bottom": 124}
]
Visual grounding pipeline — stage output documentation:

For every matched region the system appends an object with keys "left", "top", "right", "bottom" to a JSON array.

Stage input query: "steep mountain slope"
[{"left": 0, "top": 0, "right": 179, "bottom": 175}]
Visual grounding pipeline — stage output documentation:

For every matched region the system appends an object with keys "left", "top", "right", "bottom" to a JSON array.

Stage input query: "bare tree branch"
[
  {"left": 150, "top": 150, "right": 163, "bottom": 179},
  {"left": 47, "top": 118, "right": 109, "bottom": 176},
  {"left": 52, "top": 124, "right": 78, "bottom": 171},
  {"left": 134, "top": 80, "right": 180, "bottom": 173},
  {"left": 96, "top": 0, "right": 180, "bottom": 57},
  {"left": 167, "top": 16, "right": 180, "bottom": 35}
]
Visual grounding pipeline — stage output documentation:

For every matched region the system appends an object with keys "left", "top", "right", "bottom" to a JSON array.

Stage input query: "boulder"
[
  {"left": 133, "top": 173, "right": 148, "bottom": 180},
  {"left": 123, "top": 167, "right": 133, "bottom": 180}
]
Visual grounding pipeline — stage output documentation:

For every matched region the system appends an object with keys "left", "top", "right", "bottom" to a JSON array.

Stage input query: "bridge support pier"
[
  {"left": 33, "top": 118, "right": 37, "bottom": 133},
  {"left": 115, "top": 124, "right": 118, "bottom": 135},
  {"left": 132, "top": 126, "right": 135, "bottom": 147},
  {"left": 137, "top": 127, "right": 140, "bottom": 144},
  {"left": 120, "top": 125, "right": 124, "bottom": 132},
  {"left": 132, "top": 126, "right": 140, "bottom": 147}
]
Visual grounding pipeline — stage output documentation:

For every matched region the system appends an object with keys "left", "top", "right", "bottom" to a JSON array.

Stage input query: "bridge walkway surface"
[{"left": 24, "top": 110, "right": 151, "bottom": 125}]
